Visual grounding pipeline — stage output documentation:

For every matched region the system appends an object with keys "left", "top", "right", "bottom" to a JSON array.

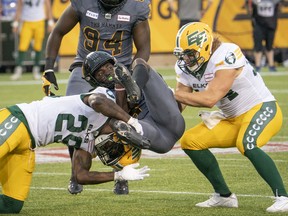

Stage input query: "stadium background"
[{"left": 1, "top": 0, "right": 288, "bottom": 71}]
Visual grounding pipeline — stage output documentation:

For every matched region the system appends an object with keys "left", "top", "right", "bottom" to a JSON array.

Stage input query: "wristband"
[
  {"left": 115, "top": 87, "right": 126, "bottom": 91},
  {"left": 44, "top": 69, "right": 54, "bottom": 73}
]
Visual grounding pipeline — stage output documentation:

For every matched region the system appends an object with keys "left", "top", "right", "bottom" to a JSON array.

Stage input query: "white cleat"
[
  {"left": 266, "top": 196, "right": 288, "bottom": 213},
  {"left": 196, "top": 193, "right": 238, "bottom": 208},
  {"left": 32, "top": 66, "right": 41, "bottom": 80},
  {"left": 10, "top": 66, "right": 23, "bottom": 80}
]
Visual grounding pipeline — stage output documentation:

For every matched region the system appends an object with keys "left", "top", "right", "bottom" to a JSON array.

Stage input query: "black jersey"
[{"left": 71, "top": 0, "right": 150, "bottom": 66}]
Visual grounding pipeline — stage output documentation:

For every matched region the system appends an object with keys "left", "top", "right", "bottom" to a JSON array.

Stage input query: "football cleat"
[
  {"left": 32, "top": 66, "right": 41, "bottom": 80},
  {"left": 114, "top": 180, "right": 129, "bottom": 195},
  {"left": 10, "top": 66, "right": 23, "bottom": 81},
  {"left": 266, "top": 196, "right": 288, "bottom": 213},
  {"left": 195, "top": 193, "right": 238, "bottom": 208},
  {"left": 114, "top": 64, "right": 141, "bottom": 105},
  {"left": 68, "top": 180, "right": 83, "bottom": 195},
  {"left": 109, "top": 119, "right": 150, "bottom": 150}
]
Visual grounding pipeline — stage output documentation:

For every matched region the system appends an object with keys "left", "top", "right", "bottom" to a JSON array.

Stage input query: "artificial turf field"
[{"left": 0, "top": 67, "right": 287, "bottom": 215}]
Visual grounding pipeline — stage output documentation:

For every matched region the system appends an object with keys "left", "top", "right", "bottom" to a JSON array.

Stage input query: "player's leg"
[
  {"left": 0, "top": 110, "right": 35, "bottom": 213},
  {"left": 238, "top": 102, "right": 288, "bottom": 212},
  {"left": 131, "top": 59, "right": 185, "bottom": 153},
  {"left": 253, "top": 23, "right": 264, "bottom": 72},
  {"left": 32, "top": 20, "right": 45, "bottom": 80},
  {"left": 265, "top": 28, "right": 276, "bottom": 72},
  {"left": 11, "top": 22, "right": 32, "bottom": 80},
  {"left": 181, "top": 120, "right": 239, "bottom": 208}
]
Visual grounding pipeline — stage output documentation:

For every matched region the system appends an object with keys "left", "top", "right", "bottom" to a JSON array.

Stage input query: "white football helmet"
[
  {"left": 174, "top": 22, "right": 214, "bottom": 75},
  {"left": 94, "top": 133, "right": 141, "bottom": 170}
]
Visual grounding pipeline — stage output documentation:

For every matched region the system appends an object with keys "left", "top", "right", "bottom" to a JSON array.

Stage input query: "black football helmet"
[
  {"left": 94, "top": 133, "right": 141, "bottom": 170},
  {"left": 82, "top": 51, "right": 117, "bottom": 89},
  {"left": 99, "top": 0, "right": 124, "bottom": 8}
]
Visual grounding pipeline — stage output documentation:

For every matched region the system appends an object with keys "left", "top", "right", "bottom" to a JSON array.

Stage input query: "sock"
[
  {"left": 0, "top": 195, "right": 24, "bottom": 213},
  {"left": 184, "top": 149, "right": 231, "bottom": 195},
  {"left": 245, "top": 147, "right": 287, "bottom": 196},
  {"left": 132, "top": 64, "right": 149, "bottom": 89},
  {"left": 68, "top": 146, "right": 74, "bottom": 160},
  {"left": 16, "top": 51, "right": 25, "bottom": 66},
  {"left": 34, "top": 51, "right": 42, "bottom": 66}
]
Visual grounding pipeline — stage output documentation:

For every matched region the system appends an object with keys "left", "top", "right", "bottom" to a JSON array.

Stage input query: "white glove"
[
  {"left": 128, "top": 117, "right": 143, "bottom": 135},
  {"left": 114, "top": 163, "right": 150, "bottom": 181}
]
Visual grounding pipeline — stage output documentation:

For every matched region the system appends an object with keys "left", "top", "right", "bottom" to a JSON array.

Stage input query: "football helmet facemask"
[
  {"left": 82, "top": 51, "right": 117, "bottom": 89},
  {"left": 94, "top": 132, "right": 141, "bottom": 170},
  {"left": 174, "top": 22, "right": 213, "bottom": 75}
]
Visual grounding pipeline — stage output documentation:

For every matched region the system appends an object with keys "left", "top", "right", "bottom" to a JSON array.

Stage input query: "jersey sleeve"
[
  {"left": 83, "top": 87, "right": 116, "bottom": 102},
  {"left": 134, "top": 0, "right": 150, "bottom": 24},
  {"left": 212, "top": 43, "right": 246, "bottom": 71},
  {"left": 175, "top": 63, "right": 191, "bottom": 87},
  {"left": 70, "top": 0, "right": 84, "bottom": 14}
]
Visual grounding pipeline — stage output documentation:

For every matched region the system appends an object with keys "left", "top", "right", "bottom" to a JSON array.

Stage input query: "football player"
[
  {"left": 173, "top": 22, "right": 288, "bottom": 212},
  {"left": 10, "top": 0, "right": 54, "bottom": 80},
  {"left": 41, "top": 0, "right": 151, "bottom": 194},
  {"left": 0, "top": 87, "right": 150, "bottom": 214},
  {"left": 81, "top": 50, "right": 185, "bottom": 157}
]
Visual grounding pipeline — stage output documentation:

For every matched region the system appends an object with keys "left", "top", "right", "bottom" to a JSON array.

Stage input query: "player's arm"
[
  {"left": 73, "top": 148, "right": 150, "bottom": 185},
  {"left": 11, "top": 0, "right": 22, "bottom": 33},
  {"left": 85, "top": 93, "right": 144, "bottom": 134},
  {"left": 175, "top": 82, "right": 192, "bottom": 112},
  {"left": 72, "top": 148, "right": 114, "bottom": 184},
  {"left": 85, "top": 93, "right": 131, "bottom": 122},
  {"left": 42, "top": 5, "right": 79, "bottom": 96},
  {"left": 175, "top": 68, "right": 241, "bottom": 108},
  {"left": 44, "top": 0, "right": 54, "bottom": 33},
  {"left": 45, "top": 5, "right": 79, "bottom": 62},
  {"left": 132, "top": 20, "right": 151, "bottom": 62}
]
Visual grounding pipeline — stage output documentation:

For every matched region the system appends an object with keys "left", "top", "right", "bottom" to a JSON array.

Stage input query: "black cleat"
[
  {"left": 114, "top": 180, "right": 129, "bottom": 195},
  {"left": 115, "top": 64, "right": 141, "bottom": 105},
  {"left": 109, "top": 119, "right": 150, "bottom": 149},
  {"left": 68, "top": 180, "right": 83, "bottom": 195}
]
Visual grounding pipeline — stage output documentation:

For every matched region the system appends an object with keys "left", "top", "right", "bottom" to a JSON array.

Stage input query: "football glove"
[
  {"left": 42, "top": 69, "right": 59, "bottom": 96},
  {"left": 127, "top": 117, "right": 143, "bottom": 135},
  {"left": 114, "top": 163, "right": 150, "bottom": 181}
]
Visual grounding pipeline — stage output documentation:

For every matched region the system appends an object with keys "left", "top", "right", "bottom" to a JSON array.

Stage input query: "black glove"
[{"left": 42, "top": 69, "right": 59, "bottom": 96}]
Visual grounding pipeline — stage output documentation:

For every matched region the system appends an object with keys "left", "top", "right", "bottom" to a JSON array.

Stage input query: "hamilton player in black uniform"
[
  {"left": 42, "top": 0, "right": 151, "bottom": 195},
  {"left": 81, "top": 50, "right": 185, "bottom": 164}
]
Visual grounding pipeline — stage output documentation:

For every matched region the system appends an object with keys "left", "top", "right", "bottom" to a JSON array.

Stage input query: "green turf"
[{"left": 0, "top": 68, "right": 288, "bottom": 215}]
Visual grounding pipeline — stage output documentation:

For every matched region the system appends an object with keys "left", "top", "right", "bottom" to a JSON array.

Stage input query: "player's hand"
[
  {"left": 114, "top": 163, "right": 150, "bottom": 181},
  {"left": 42, "top": 69, "right": 59, "bottom": 96}
]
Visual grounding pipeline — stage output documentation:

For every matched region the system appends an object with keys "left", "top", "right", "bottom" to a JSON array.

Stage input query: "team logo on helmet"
[{"left": 187, "top": 31, "right": 207, "bottom": 47}]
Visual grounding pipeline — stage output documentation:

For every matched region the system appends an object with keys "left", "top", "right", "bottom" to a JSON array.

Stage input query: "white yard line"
[{"left": 29, "top": 186, "right": 275, "bottom": 199}]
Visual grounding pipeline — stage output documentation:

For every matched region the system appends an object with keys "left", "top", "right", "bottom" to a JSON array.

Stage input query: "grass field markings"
[
  {"left": 29, "top": 186, "right": 275, "bottom": 199},
  {"left": 33, "top": 172, "right": 70, "bottom": 176},
  {"left": 0, "top": 79, "right": 68, "bottom": 86},
  {"left": 270, "top": 89, "right": 288, "bottom": 93}
]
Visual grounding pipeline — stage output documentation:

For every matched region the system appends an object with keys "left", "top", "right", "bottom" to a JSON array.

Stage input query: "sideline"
[{"left": 0, "top": 71, "right": 288, "bottom": 86}]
